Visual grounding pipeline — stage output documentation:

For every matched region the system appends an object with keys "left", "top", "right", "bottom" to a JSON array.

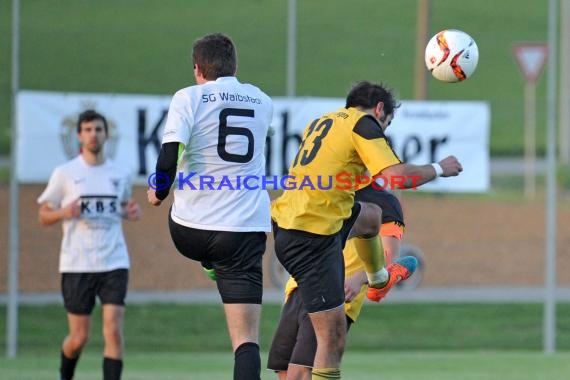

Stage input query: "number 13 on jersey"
[{"left": 292, "top": 118, "right": 333, "bottom": 167}]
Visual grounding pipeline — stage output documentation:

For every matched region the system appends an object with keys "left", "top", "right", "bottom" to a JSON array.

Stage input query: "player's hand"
[
  {"left": 123, "top": 199, "right": 141, "bottom": 221},
  {"left": 344, "top": 271, "right": 367, "bottom": 302},
  {"left": 438, "top": 155, "right": 463, "bottom": 177},
  {"left": 61, "top": 198, "right": 81, "bottom": 219},
  {"left": 147, "top": 188, "right": 162, "bottom": 206}
]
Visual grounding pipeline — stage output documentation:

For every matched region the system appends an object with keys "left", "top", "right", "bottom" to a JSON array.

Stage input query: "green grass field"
[
  {"left": 1, "top": 351, "right": 569, "bottom": 380},
  {"left": 0, "top": 0, "right": 552, "bottom": 156},
  {"left": 1, "top": 303, "right": 569, "bottom": 378}
]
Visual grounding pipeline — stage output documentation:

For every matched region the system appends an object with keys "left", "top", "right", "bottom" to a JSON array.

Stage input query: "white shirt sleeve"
[
  {"left": 162, "top": 90, "right": 193, "bottom": 145},
  {"left": 37, "top": 168, "right": 65, "bottom": 208}
]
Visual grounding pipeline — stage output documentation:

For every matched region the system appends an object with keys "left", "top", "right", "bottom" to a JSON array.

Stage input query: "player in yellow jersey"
[
  {"left": 267, "top": 187, "right": 412, "bottom": 379},
  {"left": 271, "top": 80, "right": 463, "bottom": 379}
]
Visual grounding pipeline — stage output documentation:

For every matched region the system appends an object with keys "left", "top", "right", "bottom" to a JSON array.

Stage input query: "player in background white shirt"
[
  {"left": 38, "top": 110, "right": 141, "bottom": 380},
  {"left": 147, "top": 33, "right": 273, "bottom": 380}
]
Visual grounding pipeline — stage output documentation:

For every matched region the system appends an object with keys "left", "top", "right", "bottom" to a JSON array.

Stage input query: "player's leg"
[
  {"left": 212, "top": 231, "right": 266, "bottom": 380},
  {"left": 224, "top": 304, "right": 260, "bottom": 350},
  {"left": 380, "top": 222, "right": 404, "bottom": 266},
  {"left": 347, "top": 202, "right": 389, "bottom": 288},
  {"left": 368, "top": 199, "right": 416, "bottom": 302},
  {"left": 270, "top": 294, "right": 353, "bottom": 380},
  {"left": 267, "top": 289, "right": 308, "bottom": 379},
  {"left": 286, "top": 365, "right": 312, "bottom": 380},
  {"left": 62, "top": 315, "right": 91, "bottom": 355},
  {"left": 223, "top": 303, "right": 262, "bottom": 379},
  {"left": 352, "top": 187, "right": 418, "bottom": 300},
  {"left": 169, "top": 219, "right": 265, "bottom": 379},
  {"left": 101, "top": 304, "right": 125, "bottom": 380},
  {"left": 98, "top": 269, "right": 129, "bottom": 380},
  {"left": 368, "top": 223, "right": 417, "bottom": 302},
  {"left": 60, "top": 313, "right": 91, "bottom": 380},
  {"left": 274, "top": 225, "right": 346, "bottom": 379},
  {"left": 363, "top": 223, "right": 409, "bottom": 302},
  {"left": 348, "top": 202, "right": 382, "bottom": 239},
  {"left": 382, "top": 235, "right": 398, "bottom": 266},
  {"left": 307, "top": 315, "right": 354, "bottom": 379},
  {"left": 60, "top": 273, "right": 96, "bottom": 380},
  {"left": 308, "top": 306, "right": 346, "bottom": 377},
  {"left": 269, "top": 289, "right": 316, "bottom": 380}
]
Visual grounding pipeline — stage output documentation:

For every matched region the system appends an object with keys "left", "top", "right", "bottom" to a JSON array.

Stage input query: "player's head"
[
  {"left": 76, "top": 109, "right": 108, "bottom": 135},
  {"left": 345, "top": 81, "right": 401, "bottom": 129},
  {"left": 76, "top": 110, "right": 108, "bottom": 154},
  {"left": 192, "top": 33, "right": 237, "bottom": 81}
]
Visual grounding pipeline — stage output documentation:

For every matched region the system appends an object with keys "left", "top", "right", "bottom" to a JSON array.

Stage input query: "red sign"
[{"left": 513, "top": 43, "right": 549, "bottom": 83}]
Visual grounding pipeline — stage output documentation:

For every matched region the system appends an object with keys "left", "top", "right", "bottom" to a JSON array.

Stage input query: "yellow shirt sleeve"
[{"left": 351, "top": 115, "right": 401, "bottom": 176}]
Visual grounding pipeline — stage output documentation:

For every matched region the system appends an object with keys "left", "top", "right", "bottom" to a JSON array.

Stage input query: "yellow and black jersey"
[{"left": 271, "top": 107, "right": 401, "bottom": 235}]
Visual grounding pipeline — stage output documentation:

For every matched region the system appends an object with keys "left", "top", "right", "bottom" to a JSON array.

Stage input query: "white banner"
[{"left": 17, "top": 90, "right": 489, "bottom": 192}]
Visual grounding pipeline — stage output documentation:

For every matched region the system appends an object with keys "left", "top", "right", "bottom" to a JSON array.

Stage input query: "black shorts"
[
  {"left": 267, "top": 290, "right": 353, "bottom": 371},
  {"left": 272, "top": 203, "right": 361, "bottom": 313},
  {"left": 355, "top": 186, "right": 405, "bottom": 226},
  {"left": 61, "top": 269, "right": 128, "bottom": 315},
  {"left": 168, "top": 215, "right": 266, "bottom": 304}
]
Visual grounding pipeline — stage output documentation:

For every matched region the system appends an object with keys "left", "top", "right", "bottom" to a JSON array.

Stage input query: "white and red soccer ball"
[{"left": 425, "top": 29, "right": 479, "bottom": 83}]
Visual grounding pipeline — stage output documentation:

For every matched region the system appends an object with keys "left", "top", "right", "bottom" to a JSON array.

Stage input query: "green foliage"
[{"left": 0, "top": 0, "right": 553, "bottom": 155}]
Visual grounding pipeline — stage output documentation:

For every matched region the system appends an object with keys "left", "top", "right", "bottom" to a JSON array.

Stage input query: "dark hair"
[
  {"left": 192, "top": 33, "right": 237, "bottom": 80},
  {"left": 76, "top": 110, "right": 108, "bottom": 134},
  {"left": 345, "top": 81, "right": 401, "bottom": 117}
]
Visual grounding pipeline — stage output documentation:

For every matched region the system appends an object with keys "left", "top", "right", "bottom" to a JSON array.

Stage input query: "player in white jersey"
[
  {"left": 147, "top": 33, "right": 273, "bottom": 380},
  {"left": 38, "top": 110, "right": 141, "bottom": 380}
]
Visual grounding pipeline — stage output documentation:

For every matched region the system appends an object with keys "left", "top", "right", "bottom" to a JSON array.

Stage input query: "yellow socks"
[
  {"left": 352, "top": 235, "right": 388, "bottom": 287},
  {"left": 312, "top": 367, "right": 341, "bottom": 379}
]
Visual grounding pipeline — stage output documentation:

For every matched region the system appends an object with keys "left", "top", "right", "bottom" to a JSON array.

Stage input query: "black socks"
[
  {"left": 60, "top": 352, "right": 123, "bottom": 380},
  {"left": 59, "top": 351, "right": 79, "bottom": 380},
  {"left": 103, "top": 357, "right": 123, "bottom": 380},
  {"left": 234, "top": 342, "right": 260, "bottom": 380}
]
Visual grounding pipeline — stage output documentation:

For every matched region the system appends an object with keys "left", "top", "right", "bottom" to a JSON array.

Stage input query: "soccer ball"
[{"left": 425, "top": 29, "right": 479, "bottom": 83}]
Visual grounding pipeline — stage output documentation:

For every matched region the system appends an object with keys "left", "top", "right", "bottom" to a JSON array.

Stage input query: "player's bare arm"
[
  {"left": 38, "top": 198, "right": 80, "bottom": 226},
  {"left": 380, "top": 155, "right": 463, "bottom": 188}
]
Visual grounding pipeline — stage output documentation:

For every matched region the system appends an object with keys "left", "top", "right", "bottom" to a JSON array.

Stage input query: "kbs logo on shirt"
[{"left": 79, "top": 195, "right": 120, "bottom": 218}]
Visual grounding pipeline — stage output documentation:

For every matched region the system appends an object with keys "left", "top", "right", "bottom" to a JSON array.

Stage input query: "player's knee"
[
  {"left": 69, "top": 333, "right": 89, "bottom": 350},
  {"left": 356, "top": 203, "right": 382, "bottom": 237},
  {"left": 319, "top": 322, "right": 346, "bottom": 353},
  {"left": 365, "top": 203, "right": 382, "bottom": 232},
  {"left": 103, "top": 325, "right": 123, "bottom": 346}
]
